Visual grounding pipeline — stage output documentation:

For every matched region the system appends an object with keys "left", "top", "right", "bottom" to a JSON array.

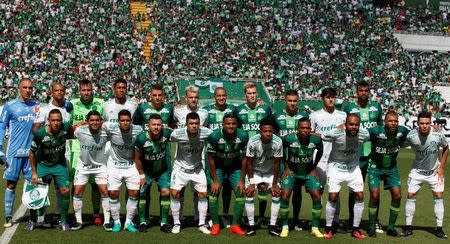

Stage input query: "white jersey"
[
  {"left": 246, "top": 134, "right": 283, "bottom": 174},
  {"left": 103, "top": 122, "right": 143, "bottom": 168},
  {"left": 74, "top": 125, "right": 108, "bottom": 169},
  {"left": 103, "top": 99, "right": 138, "bottom": 123},
  {"left": 406, "top": 128, "right": 448, "bottom": 171},
  {"left": 322, "top": 128, "right": 370, "bottom": 171},
  {"left": 35, "top": 102, "right": 71, "bottom": 124},
  {"left": 310, "top": 108, "right": 346, "bottom": 162},
  {"left": 173, "top": 105, "right": 208, "bottom": 128},
  {"left": 170, "top": 127, "right": 212, "bottom": 171}
]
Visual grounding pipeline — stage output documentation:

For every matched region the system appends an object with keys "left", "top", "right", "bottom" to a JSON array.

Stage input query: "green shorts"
[
  {"left": 359, "top": 157, "right": 370, "bottom": 180},
  {"left": 140, "top": 170, "right": 171, "bottom": 196},
  {"left": 281, "top": 174, "right": 321, "bottom": 192},
  {"left": 368, "top": 166, "right": 401, "bottom": 190},
  {"left": 207, "top": 168, "right": 241, "bottom": 189},
  {"left": 37, "top": 163, "right": 69, "bottom": 188}
]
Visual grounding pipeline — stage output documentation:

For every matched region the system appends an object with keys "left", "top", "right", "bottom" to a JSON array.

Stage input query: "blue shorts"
[{"left": 3, "top": 157, "right": 32, "bottom": 181}]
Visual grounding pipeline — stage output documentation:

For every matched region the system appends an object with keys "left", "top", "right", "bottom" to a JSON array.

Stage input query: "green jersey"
[
  {"left": 135, "top": 128, "right": 172, "bottom": 175},
  {"left": 207, "top": 128, "right": 249, "bottom": 170},
  {"left": 282, "top": 134, "right": 323, "bottom": 176},
  {"left": 368, "top": 125, "right": 409, "bottom": 169},
  {"left": 235, "top": 103, "right": 272, "bottom": 138},
  {"left": 274, "top": 109, "right": 307, "bottom": 138},
  {"left": 344, "top": 101, "right": 383, "bottom": 157},
  {"left": 70, "top": 97, "right": 104, "bottom": 153},
  {"left": 70, "top": 98, "right": 105, "bottom": 124},
  {"left": 203, "top": 103, "right": 236, "bottom": 130},
  {"left": 133, "top": 102, "right": 173, "bottom": 129},
  {"left": 31, "top": 123, "right": 73, "bottom": 166}
]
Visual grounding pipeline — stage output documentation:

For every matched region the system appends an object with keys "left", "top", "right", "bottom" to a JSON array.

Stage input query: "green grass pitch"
[{"left": 1, "top": 148, "right": 449, "bottom": 243}]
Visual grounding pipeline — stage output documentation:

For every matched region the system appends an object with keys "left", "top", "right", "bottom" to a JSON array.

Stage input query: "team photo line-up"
[{"left": 0, "top": 77, "right": 447, "bottom": 240}]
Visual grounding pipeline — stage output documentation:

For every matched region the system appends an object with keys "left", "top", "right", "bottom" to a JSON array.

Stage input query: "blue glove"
[
  {"left": 64, "top": 100, "right": 73, "bottom": 113},
  {"left": 0, "top": 151, "right": 6, "bottom": 165}
]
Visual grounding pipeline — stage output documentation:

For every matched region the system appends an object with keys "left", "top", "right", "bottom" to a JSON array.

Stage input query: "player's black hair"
[
  {"left": 149, "top": 113, "right": 163, "bottom": 121},
  {"left": 285, "top": 89, "right": 298, "bottom": 97},
  {"left": 259, "top": 116, "right": 276, "bottom": 129},
  {"left": 151, "top": 83, "right": 164, "bottom": 92},
  {"left": 118, "top": 109, "right": 132, "bottom": 119},
  {"left": 113, "top": 78, "right": 127, "bottom": 88},
  {"left": 79, "top": 79, "right": 92, "bottom": 87},
  {"left": 48, "top": 108, "right": 62, "bottom": 117},
  {"left": 417, "top": 111, "right": 432, "bottom": 120},
  {"left": 186, "top": 112, "right": 200, "bottom": 123},
  {"left": 214, "top": 87, "right": 226, "bottom": 95},
  {"left": 222, "top": 113, "right": 237, "bottom": 123},
  {"left": 86, "top": 110, "right": 102, "bottom": 121},
  {"left": 320, "top": 87, "right": 337, "bottom": 98},
  {"left": 346, "top": 113, "right": 360, "bottom": 124},
  {"left": 298, "top": 117, "right": 311, "bottom": 125},
  {"left": 356, "top": 81, "right": 369, "bottom": 89}
]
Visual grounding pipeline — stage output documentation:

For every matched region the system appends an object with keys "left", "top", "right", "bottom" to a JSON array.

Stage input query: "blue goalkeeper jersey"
[{"left": 0, "top": 98, "right": 39, "bottom": 157}]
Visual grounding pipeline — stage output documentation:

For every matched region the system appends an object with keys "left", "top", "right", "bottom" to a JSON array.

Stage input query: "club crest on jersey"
[{"left": 290, "top": 142, "right": 300, "bottom": 147}]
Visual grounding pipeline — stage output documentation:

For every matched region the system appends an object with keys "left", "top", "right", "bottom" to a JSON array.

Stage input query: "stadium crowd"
[{"left": 0, "top": 0, "right": 449, "bottom": 116}]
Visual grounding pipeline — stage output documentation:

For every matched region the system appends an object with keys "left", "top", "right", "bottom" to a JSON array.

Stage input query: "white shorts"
[
  {"left": 107, "top": 166, "right": 140, "bottom": 191},
  {"left": 316, "top": 159, "right": 328, "bottom": 187},
  {"left": 74, "top": 165, "right": 107, "bottom": 185},
  {"left": 407, "top": 169, "right": 445, "bottom": 193},
  {"left": 245, "top": 172, "right": 276, "bottom": 188},
  {"left": 170, "top": 167, "right": 207, "bottom": 193},
  {"left": 327, "top": 166, "right": 364, "bottom": 193}
]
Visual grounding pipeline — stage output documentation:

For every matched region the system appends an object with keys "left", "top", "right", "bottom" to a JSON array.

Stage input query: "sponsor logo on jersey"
[
  {"left": 42, "top": 136, "right": 51, "bottom": 142},
  {"left": 377, "top": 133, "right": 387, "bottom": 139},
  {"left": 307, "top": 143, "right": 316, "bottom": 149},
  {"left": 238, "top": 109, "right": 248, "bottom": 115},
  {"left": 144, "top": 141, "right": 153, "bottom": 147},
  {"left": 369, "top": 106, "right": 379, "bottom": 112},
  {"left": 278, "top": 115, "right": 286, "bottom": 120},
  {"left": 18, "top": 114, "right": 36, "bottom": 122},
  {"left": 218, "top": 138, "right": 226, "bottom": 144},
  {"left": 256, "top": 108, "right": 266, "bottom": 113}
]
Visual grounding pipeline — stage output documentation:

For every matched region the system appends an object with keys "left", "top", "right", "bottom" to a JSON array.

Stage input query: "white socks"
[
  {"left": 171, "top": 198, "right": 181, "bottom": 225},
  {"left": 353, "top": 200, "right": 364, "bottom": 228},
  {"left": 270, "top": 197, "right": 280, "bottom": 226},
  {"left": 245, "top": 197, "right": 255, "bottom": 226}
]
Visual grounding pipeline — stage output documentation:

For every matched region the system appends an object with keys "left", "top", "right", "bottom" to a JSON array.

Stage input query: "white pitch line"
[{"left": 0, "top": 204, "right": 28, "bottom": 244}]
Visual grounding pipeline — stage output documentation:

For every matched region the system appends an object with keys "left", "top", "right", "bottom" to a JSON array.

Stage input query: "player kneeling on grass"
[
  {"left": 321, "top": 114, "right": 370, "bottom": 239},
  {"left": 366, "top": 111, "right": 409, "bottom": 237},
  {"left": 207, "top": 114, "right": 249, "bottom": 235},
  {"left": 169, "top": 112, "right": 212, "bottom": 234},
  {"left": 279, "top": 118, "right": 324, "bottom": 238},
  {"left": 71, "top": 110, "right": 111, "bottom": 231},
  {"left": 29, "top": 109, "right": 73, "bottom": 232},
  {"left": 243, "top": 117, "right": 283, "bottom": 236},
  {"left": 103, "top": 110, "right": 143, "bottom": 232},
  {"left": 402, "top": 111, "right": 448, "bottom": 239},
  {"left": 134, "top": 114, "right": 173, "bottom": 233}
]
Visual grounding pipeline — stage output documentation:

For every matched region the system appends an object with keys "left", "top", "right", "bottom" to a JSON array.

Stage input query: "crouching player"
[
  {"left": 71, "top": 110, "right": 111, "bottom": 231},
  {"left": 29, "top": 109, "right": 73, "bottom": 231},
  {"left": 103, "top": 110, "right": 143, "bottom": 232},
  {"left": 243, "top": 117, "right": 283, "bottom": 236},
  {"left": 207, "top": 114, "right": 248, "bottom": 235},
  {"left": 134, "top": 114, "right": 173, "bottom": 233},
  {"left": 279, "top": 117, "right": 324, "bottom": 238}
]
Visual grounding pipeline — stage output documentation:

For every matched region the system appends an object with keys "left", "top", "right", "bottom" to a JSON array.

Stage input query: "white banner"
[{"left": 209, "top": 81, "right": 223, "bottom": 93}]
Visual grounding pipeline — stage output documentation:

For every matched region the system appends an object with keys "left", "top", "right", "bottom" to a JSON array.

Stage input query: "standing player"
[
  {"left": 32, "top": 82, "right": 72, "bottom": 225},
  {"left": 343, "top": 81, "right": 383, "bottom": 232},
  {"left": 71, "top": 111, "right": 110, "bottom": 231},
  {"left": 173, "top": 85, "right": 208, "bottom": 222},
  {"left": 244, "top": 117, "right": 283, "bottom": 236},
  {"left": 321, "top": 114, "right": 370, "bottom": 239},
  {"left": 203, "top": 87, "right": 236, "bottom": 227},
  {"left": 0, "top": 78, "right": 39, "bottom": 228},
  {"left": 279, "top": 118, "right": 323, "bottom": 238},
  {"left": 273, "top": 89, "right": 307, "bottom": 231},
  {"left": 207, "top": 114, "right": 248, "bottom": 235},
  {"left": 169, "top": 112, "right": 212, "bottom": 234},
  {"left": 310, "top": 87, "right": 346, "bottom": 233},
  {"left": 366, "top": 111, "right": 409, "bottom": 237},
  {"left": 133, "top": 83, "right": 174, "bottom": 223},
  {"left": 70, "top": 79, "right": 105, "bottom": 225},
  {"left": 235, "top": 82, "right": 272, "bottom": 226},
  {"left": 402, "top": 111, "right": 448, "bottom": 239},
  {"left": 133, "top": 83, "right": 174, "bottom": 129},
  {"left": 103, "top": 110, "right": 143, "bottom": 232},
  {"left": 29, "top": 109, "right": 73, "bottom": 231},
  {"left": 103, "top": 79, "right": 138, "bottom": 123},
  {"left": 134, "top": 114, "right": 173, "bottom": 233}
]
